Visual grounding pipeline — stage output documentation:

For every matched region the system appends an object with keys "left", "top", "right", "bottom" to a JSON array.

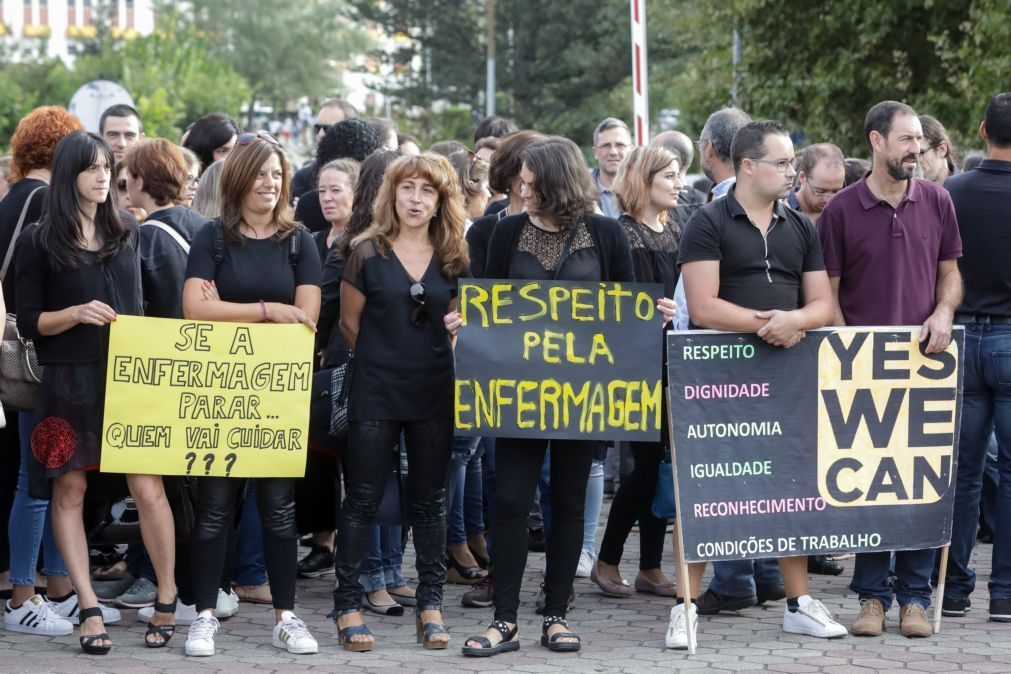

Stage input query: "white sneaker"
[
  {"left": 216, "top": 588, "right": 240, "bottom": 618},
  {"left": 783, "top": 596, "right": 848, "bottom": 638},
  {"left": 665, "top": 602, "right": 698, "bottom": 650},
  {"left": 185, "top": 612, "right": 220, "bottom": 657},
  {"left": 139, "top": 590, "right": 239, "bottom": 624},
  {"left": 3, "top": 595, "right": 74, "bottom": 636},
  {"left": 50, "top": 593, "right": 122, "bottom": 625},
  {"left": 575, "top": 549, "right": 595, "bottom": 578},
  {"left": 272, "top": 611, "right": 318, "bottom": 654}
]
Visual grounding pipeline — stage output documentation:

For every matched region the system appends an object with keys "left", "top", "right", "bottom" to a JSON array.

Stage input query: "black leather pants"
[
  {"left": 333, "top": 419, "right": 453, "bottom": 615},
  {"left": 190, "top": 477, "right": 297, "bottom": 612}
]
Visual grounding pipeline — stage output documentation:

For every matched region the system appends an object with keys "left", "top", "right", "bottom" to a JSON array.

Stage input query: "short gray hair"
[
  {"left": 593, "top": 118, "right": 631, "bottom": 146},
  {"left": 700, "top": 107, "right": 752, "bottom": 163}
]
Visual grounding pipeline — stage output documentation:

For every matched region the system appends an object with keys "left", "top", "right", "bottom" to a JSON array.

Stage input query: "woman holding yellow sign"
[{"left": 180, "top": 131, "right": 321, "bottom": 658}]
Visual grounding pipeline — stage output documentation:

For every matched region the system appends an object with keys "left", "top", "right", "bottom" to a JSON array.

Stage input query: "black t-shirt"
[
  {"left": 677, "top": 186, "right": 825, "bottom": 313},
  {"left": 341, "top": 240, "right": 457, "bottom": 421},
  {"left": 185, "top": 221, "right": 322, "bottom": 304},
  {"left": 945, "top": 159, "right": 1011, "bottom": 318},
  {"left": 290, "top": 161, "right": 316, "bottom": 205},
  {"left": 0, "top": 178, "right": 48, "bottom": 309}
]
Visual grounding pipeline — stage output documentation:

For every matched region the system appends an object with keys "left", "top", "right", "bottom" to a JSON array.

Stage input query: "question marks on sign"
[
  {"left": 224, "top": 453, "right": 237, "bottom": 477},
  {"left": 185, "top": 451, "right": 197, "bottom": 475},
  {"left": 203, "top": 453, "right": 215, "bottom": 475}
]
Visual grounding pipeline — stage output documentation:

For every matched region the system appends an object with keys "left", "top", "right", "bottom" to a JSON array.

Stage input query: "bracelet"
[{"left": 259, "top": 299, "right": 270, "bottom": 322}]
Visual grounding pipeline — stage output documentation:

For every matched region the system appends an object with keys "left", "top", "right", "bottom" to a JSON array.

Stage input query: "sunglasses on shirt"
[{"left": 410, "top": 282, "right": 427, "bottom": 327}]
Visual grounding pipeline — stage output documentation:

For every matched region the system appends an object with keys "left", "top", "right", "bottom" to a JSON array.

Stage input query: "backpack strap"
[
  {"left": 0, "top": 185, "right": 46, "bottom": 283},
  {"left": 141, "top": 220, "right": 191, "bottom": 254},
  {"left": 213, "top": 221, "right": 225, "bottom": 268},
  {"left": 289, "top": 229, "right": 299, "bottom": 268}
]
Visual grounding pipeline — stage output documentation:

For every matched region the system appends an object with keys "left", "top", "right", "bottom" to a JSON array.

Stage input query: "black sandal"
[
  {"left": 540, "top": 616, "right": 580, "bottom": 652},
  {"left": 145, "top": 597, "right": 177, "bottom": 648},
  {"left": 461, "top": 619, "right": 520, "bottom": 657},
  {"left": 78, "top": 606, "right": 112, "bottom": 655}
]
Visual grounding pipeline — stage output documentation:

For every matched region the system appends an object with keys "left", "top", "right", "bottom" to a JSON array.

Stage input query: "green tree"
[{"left": 186, "top": 0, "right": 369, "bottom": 126}]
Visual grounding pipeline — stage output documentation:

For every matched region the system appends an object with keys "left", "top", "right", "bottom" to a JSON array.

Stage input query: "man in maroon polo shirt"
[{"left": 818, "top": 100, "right": 963, "bottom": 639}]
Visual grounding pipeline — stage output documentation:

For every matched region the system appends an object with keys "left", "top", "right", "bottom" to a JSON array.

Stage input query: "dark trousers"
[
  {"left": 333, "top": 419, "right": 454, "bottom": 614},
  {"left": 0, "top": 414, "right": 21, "bottom": 573},
  {"left": 598, "top": 441, "right": 666, "bottom": 570},
  {"left": 295, "top": 451, "right": 341, "bottom": 535},
  {"left": 851, "top": 549, "right": 934, "bottom": 611},
  {"left": 190, "top": 477, "right": 297, "bottom": 612},
  {"left": 491, "top": 438, "right": 595, "bottom": 623}
]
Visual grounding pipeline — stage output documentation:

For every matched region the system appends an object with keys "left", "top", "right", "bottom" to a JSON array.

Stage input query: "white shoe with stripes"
[
  {"left": 50, "top": 593, "right": 122, "bottom": 625},
  {"left": 3, "top": 595, "right": 74, "bottom": 636}
]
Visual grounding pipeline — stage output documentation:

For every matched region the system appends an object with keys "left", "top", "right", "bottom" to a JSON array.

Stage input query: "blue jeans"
[
  {"left": 228, "top": 482, "right": 267, "bottom": 586},
  {"left": 447, "top": 436, "right": 483, "bottom": 545},
  {"left": 359, "top": 525, "right": 406, "bottom": 592},
  {"left": 947, "top": 323, "right": 1011, "bottom": 600},
  {"left": 7, "top": 411, "right": 67, "bottom": 586},
  {"left": 709, "top": 558, "right": 782, "bottom": 597},
  {"left": 538, "top": 450, "right": 604, "bottom": 557},
  {"left": 851, "top": 549, "right": 933, "bottom": 610},
  {"left": 981, "top": 433, "right": 999, "bottom": 539}
]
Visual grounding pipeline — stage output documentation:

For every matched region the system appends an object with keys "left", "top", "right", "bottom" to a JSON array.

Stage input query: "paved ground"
[{"left": 0, "top": 509, "right": 1006, "bottom": 673}]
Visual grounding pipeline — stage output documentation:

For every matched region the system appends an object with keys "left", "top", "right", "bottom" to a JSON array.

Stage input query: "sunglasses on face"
[
  {"left": 314, "top": 123, "right": 332, "bottom": 136},
  {"left": 236, "top": 131, "right": 280, "bottom": 146},
  {"left": 117, "top": 179, "right": 128, "bottom": 192},
  {"left": 409, "top": 282, "right": 427, "bottom": 327}
]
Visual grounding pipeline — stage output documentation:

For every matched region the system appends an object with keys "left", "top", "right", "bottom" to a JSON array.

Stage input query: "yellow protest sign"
[{"left": 100, "top": 315, "right": 314, "bottom": 478}]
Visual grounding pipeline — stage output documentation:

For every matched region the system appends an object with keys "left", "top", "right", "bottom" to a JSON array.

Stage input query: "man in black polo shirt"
[
  {"left": 942, "top": 92, "right": 1011, "bottom": 623},
  {"left": 670, "top": 121, "right": 844, "bottom": 647}
]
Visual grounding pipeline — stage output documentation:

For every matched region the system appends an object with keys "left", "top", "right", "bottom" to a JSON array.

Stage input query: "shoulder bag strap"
[
  {"left": 0, "top": 186, "right": 46, "bottom": 283},
  {"left": 141, "top": 220, "right": 191, "bottom": 254}
]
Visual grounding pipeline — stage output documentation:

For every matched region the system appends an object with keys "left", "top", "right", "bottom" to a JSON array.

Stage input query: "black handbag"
[{"left": 329, "top": 353, "right": 354, "bottom": 439}]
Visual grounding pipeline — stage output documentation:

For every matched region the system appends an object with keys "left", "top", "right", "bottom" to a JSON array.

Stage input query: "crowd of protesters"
[{"left": 0, "top": 90, "right": 1008, "bottom": 658}]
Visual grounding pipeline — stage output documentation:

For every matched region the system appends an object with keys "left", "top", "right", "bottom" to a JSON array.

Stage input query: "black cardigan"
[{"left": 483, "top": 213, "right": 635, "bottom": 283}]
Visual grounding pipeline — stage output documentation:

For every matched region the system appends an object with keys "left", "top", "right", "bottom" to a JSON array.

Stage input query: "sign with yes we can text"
[
  {"left": 101, "top": 316, "right": 314, "bottom": 478},
  {"left": 454, "top": 279, "right": 665, "bottom": 441},
  {"left": 668, "top": 327, "right": 963, "bottom": 563}
]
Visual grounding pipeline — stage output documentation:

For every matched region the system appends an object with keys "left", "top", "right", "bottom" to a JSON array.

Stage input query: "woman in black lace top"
[{"left": 593, "top": 145, "right": 683, "bottom": 603}]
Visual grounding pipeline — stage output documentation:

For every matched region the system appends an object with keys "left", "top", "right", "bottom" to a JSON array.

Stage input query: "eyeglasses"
[
  {"left": 236, "top": 131, "right": 280, "bottom": 146},
  {"left": 314, "top": 123, "right": 332, "bottom": 136},
  {"left": 117, "top": 179, "right": 128, "bottom": 192},
  {"left": 186, "top": 175, "right": 200, "bottom": 187},
  {"left": 805, "top": 182, "right": 840, "bottom": 198},
  {"left": 409, "top": 282, "right": 427, "bottom": 327},
  {"left": 750, "top": 157, "right": 799, "bottom": 173}
]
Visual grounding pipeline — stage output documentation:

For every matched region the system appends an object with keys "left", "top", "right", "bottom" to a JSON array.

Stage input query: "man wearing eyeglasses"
[
  {"left": 673, "top": 121, "right": 846, "bottom": 647},
  {"left": 290, "top": 99, "right": 358, "bottom": 204},
  {"left": 788, "top": 143, "right": 845, "bottom": 224},
  {"left": 818, "top": 100, "right": 963, "bottom": 639},
  {"left": 591, "top": 118, "right": 632, "bottom": 218}
]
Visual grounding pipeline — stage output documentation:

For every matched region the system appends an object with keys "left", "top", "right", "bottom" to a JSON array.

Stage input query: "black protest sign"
[
  {"left": 667, "top": 328, "right": 963, "bottom": 562},
  {"left": 455, "top": 279, "right": 665, "bottom": 441}
]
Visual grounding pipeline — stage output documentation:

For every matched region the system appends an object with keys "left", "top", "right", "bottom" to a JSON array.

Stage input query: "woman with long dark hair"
[
  {"left": 15, "top": 131, "right": 143, "bottom": 654},
  {"left": 594, "top": 146, "right": 682, "bottom": 603},
  {"left": 181, "top": 132, "right": 321, "bottom": 657},
  {"left": 332, "top": 153, "right": 469, "bottom": 651}
]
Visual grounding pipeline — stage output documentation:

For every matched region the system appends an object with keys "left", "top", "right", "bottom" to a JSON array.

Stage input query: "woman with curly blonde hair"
[{"left": 332, "top": 153, "right": 468, "bottom": 652}]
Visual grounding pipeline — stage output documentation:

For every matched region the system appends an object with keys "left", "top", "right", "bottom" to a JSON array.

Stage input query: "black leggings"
[
  {"left": 491, "top": 438, "right": 595, "bottom": 623},
  {"left": 190, "top": 477, "right": 297, "bottom": 612},
  {"left": 333, "top": 418, "right": 454, "bottom": 614},
  {"left": 598, "top": 441, "right": 666, "bottom": 569}
]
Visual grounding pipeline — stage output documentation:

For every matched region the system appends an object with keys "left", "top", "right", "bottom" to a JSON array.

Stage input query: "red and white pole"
[{"left": 629, "top": 0, "right": 649, "bottom": 146}]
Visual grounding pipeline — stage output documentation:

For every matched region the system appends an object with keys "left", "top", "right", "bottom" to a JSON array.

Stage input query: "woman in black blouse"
[
  {"left": 181, "top": 132, "right": 321, "bottom": 658},
  {"left": 333, "top": 153, "right": 469, "bottom": 651},
  {"left": 454, "top": 137, "right": 667, "bottom": 656},
  {"left": 15, "top": 132, "right": 143, "bottom": 654},
  {"left": 594, "top": 145, "right": 682, "bottom": 601}
]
